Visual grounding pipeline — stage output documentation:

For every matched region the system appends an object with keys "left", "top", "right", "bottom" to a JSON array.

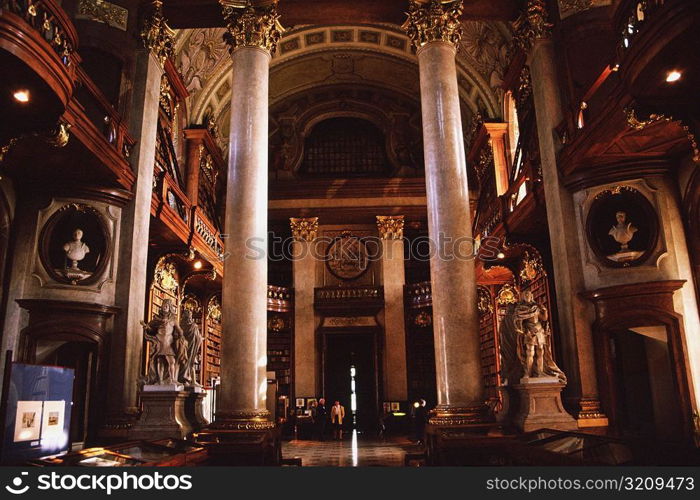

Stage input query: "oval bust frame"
[
  {"left": 38, "top": 203, "right": 112, "bottom": 286},
  {"left": 585, "top": 186, "right": 659, "bottom": 268}
]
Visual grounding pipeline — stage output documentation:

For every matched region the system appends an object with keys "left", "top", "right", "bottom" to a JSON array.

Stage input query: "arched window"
[{"left": 299, "top": 117, "right": 389, "bottom": 177}]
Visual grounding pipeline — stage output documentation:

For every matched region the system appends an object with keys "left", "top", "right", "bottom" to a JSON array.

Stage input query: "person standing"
[
  {"left": 315, "top": 398, "right": 328, "bottom": 441},
  {"left": 330, "top": 400, "right": 345, "bottom": 440}
]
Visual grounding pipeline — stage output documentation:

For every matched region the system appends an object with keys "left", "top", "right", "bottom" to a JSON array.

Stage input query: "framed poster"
[
  {"left": 13, "top": 401, "right": 42, "bottom": 442},
  {"left": 1, "top": 362, "right": 74, "bottom": 464},
  {"left": 295, "top": 398, "right": 305, "bottom": 408},
  {"left": 391, "top": 402, "right": 400, "bottom": 412}
]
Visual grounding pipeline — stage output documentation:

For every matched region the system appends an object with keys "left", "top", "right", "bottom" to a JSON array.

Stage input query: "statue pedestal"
[
  {"left": 130, "top": 390, "right": 192, "bottom": 440},
  {"left": 511, "top": 378, "right": 577, "bottom": 432},
  {"left": 185, "top": 387, "right": 208, "bottom": 431}
]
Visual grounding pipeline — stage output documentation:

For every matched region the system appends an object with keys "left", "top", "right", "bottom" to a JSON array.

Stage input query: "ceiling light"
[
  {"left": 497, "top": 252, "right": 505, "bottom": 260},
  {"left": 665, "top": 70, "right": 682, "bottom": 83},
  {"left": 193, "top": 260, "right": 203, "bottom": 270},
  {"left": 13, "top": 90, "right": 29, "bottom": 103}
]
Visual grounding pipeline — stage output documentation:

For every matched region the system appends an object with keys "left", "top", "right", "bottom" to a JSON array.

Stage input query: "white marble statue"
[
  {"left": 180, "top": 309, "right": 203, "bottom": 388},
  {"left": 141, "top": 299, "right": 186, "bottom": 388},
  {"left": 499, "top": 290, "right": 567, "bottom": 384}
]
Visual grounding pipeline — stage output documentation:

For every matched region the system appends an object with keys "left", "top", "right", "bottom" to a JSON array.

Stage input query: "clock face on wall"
[{"left": 325, "top": 232, "right": 369, "bottom": 280}]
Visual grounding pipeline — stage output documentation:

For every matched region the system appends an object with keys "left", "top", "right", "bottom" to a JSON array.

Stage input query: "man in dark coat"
[{"left": 314, "top": 398, "right": 328, "bottom": 441}]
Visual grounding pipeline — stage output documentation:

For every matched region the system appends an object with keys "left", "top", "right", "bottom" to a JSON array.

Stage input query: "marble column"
[
  {"left": 212, "top": 0, "right": 281, "bottom": 430},
  {"left": 403, "top": 0, "right": 487, "bottom": 424},
  {"left": 290, "top": 217, "right": 318, "bottom": 398},
  {"left": 102, "top": 1, "right": 171, "bottom": 436},
  {"left": 518, "top": 1, "right": 606, "bottom": 426},
  {"left": 377, "top": 216, "right": 408, "bottom": 401}
]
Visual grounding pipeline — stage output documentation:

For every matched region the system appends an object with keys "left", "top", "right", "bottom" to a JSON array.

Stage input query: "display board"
[{"left": 1, "top": 362, "right": 74, "bottom": 464}]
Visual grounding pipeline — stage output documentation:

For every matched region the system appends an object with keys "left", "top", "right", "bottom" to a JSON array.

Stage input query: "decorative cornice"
[
  {"left": 76, "top": 0, "right": 129, "bottom": 31},
  {"left": 376, "top": 215, "right": 405, "bottom": 240},
  {"left": 625, "top": 108, "right": 700, "bottom": 163},
  {"left": 220, "top": 0, "right": 283, "bottom": 54},
  {"left": 511, "top": 0, "right": 553, "bottom": 53},
  {"left": 290, "top": 217, "right": 318, "bottom": 242},
  {"left": 141, "top": 0, "right": 174, "bottom": 66},
  {"left": 401, "top": 0, "right": 464, "bottom": 50}
]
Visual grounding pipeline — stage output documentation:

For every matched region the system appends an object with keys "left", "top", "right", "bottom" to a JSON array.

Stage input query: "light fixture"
[
  {"left": 497, "top": 252, "right": 505, "bottom": 260},
  {"left": 665, "top": 70, "right": 682, "bottom": 83},
  {"left": 13, "top": 89, "right": 29, "bottom": 103},
  {"left": 193, "top": 260, "right": 203, "bottom": 270}
]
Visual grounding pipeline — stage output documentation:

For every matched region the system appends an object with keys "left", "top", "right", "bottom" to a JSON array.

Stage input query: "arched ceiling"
[{"left": 174, "top": 21, "right": 512, "bottom": 156}]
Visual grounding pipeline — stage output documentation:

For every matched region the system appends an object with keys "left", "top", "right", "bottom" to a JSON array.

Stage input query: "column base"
[
  {"left": 512, "top": 380, "right": 577, "bottom": 433},
  {"left": 129, "top": 391, "right": 192, "bottom": 440},
  {"left": 194, "top": 410, "right": 280, "bottom": 465}
]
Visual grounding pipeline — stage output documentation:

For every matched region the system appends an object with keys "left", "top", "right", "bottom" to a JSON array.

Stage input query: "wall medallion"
[
  {"left": 325, "top": 231, "right": 369, "bottom": 281},
  {"left": 413, "top": 310, "right": 432, "bottom": 328},
  {"left": 39, "top": 203, "right": 110, "bottom": 285},
  {"left": 586, "top": 186, "right": 658, "bottom": 267},
  {"left": 267, "top": 315, "right": 286, "bottom": 333}
]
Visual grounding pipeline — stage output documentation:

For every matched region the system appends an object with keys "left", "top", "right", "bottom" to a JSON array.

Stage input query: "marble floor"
[{"left": 281, "top": 431, "right": 423, "bottom": 467}]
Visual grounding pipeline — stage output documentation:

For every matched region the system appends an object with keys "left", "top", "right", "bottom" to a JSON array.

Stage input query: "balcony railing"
[
  {"left": 405, "top": 281, "right": 431, "bottom": 308},
  {"left": 314, "top": 285, "right": 384, "bottom": 313},
  {"left": 267, "top": 285, "right": 293, "bottom": 312},
  {"left": 1, "top": 0, "right": 79, "bottom": 104}
]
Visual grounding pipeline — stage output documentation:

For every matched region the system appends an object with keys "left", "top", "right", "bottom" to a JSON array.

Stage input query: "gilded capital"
[
  {"left": 376, "top": 215, "right": 405, "bottom": 240},
  {"left": 402, "top": 0, "right": 464, "bottom": 50},
  {"left": 220, "top": 0, "right": 283, "bottom": 54},
  {"left": 512, "top": 0, "right": 553, "bottom": 52},
  {"left": 140, "top": 0, "right": 174, "bottom": 66},
  {"left": 290, "top": 217, "right": 318, "bottom": 242}
]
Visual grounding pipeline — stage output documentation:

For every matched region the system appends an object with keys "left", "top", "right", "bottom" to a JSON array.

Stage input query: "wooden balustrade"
[
  {"left": 1, "top": 0, "right": 79, "bottom": 104},
  {"left": 267, "top": 285, "right": 293, "bottom": 312}
]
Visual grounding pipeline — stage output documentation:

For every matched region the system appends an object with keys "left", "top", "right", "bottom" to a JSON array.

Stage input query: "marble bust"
[
  {"left": 607, "top": 211, "right": 642, "bottom": 262},
  {"left": 61, "top": 228, "right": 92, "bottom": 282},
  {"left": 63, "top": 228, "right": 90, "bottom": 269}
]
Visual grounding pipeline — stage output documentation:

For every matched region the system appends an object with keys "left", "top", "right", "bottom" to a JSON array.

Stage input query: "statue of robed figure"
[{"left": 499, "top": 290, "right": 566, "bottom": 385}]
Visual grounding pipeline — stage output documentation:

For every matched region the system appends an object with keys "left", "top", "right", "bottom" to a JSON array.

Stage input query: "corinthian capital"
[
  {"left": 376, "top": 215, "right": 405, "bottom": 240},
  {"left": 512, "top": 0, "right": 553, "bottom": 52},
  {"left": 290, "top": 217, "right": 318, "bottom": 242},
  {"left": 402, "top": 0, "right": 464, "bottom": 50},
  {"left": 140, "top": 0, "right": 174, "bottom": 66},
  {"left": 220, "top": 0, "right": 283, "bottom": 54}
]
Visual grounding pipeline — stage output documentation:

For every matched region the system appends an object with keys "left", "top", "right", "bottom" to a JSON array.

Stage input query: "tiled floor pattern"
[{"left": 282, "top": 431, "right": 422, "bottom": 467}]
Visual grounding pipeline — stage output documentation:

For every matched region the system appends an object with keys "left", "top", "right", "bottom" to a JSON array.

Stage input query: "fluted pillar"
[
  {"left": 403, "top": 0, "right": 487, "bottom": 425},
  {"left": 290, "top": 217, "right": 319, "bottom": 398},
  {"left": 212, "top": 0, "right": 282, "bottom": 431},
  {"left": 515, "top": 0, "right": 606, "bottom": 426}
]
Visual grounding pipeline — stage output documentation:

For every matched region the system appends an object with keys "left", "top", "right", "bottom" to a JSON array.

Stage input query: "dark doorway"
[
  {"left": 612, "top": 328, "right": 684, "bottom": 441},
  {"left": 322, "top": 332, "right": 378, "bottom": 433},
  {"left": 35, "top": 340, "right": 97, "bottom": 445}
]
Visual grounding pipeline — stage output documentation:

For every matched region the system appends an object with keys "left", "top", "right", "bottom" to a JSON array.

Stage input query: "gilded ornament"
[
  {"left": 76, "top": 0, "right": 129, "bottom": 31},
  {"left": 511, "top": 0, "right": 553, "bottom": 53},
  {"left": 519, "top": 251, "right": 543, "bottom": 282},
  {"left": 376, "top": 215, "right": 405, "bottom": 240},
  {"left": 141, "top": 0, "right": 174, "bottom": 66},
  {"left": 220, "top": 0, "right": 284, "bottom": 54},
  {"left": 402, "top": 0, "right": 464, "bottom": 50},
  {"left": 208, "top": 296, "right": 222, "bottom": 322},
  {"left": 497, "top": 283, "right": 518, "bottom": 305},
  {"left": 625, "top": 108, "right": 699, "bottom": 163},
  {"left": 267, "top": 315, "right": 286, "bottom": 333},
  {"left": 155, "top": 261, "right": 179, "bottom": 292},
  {"left": 290, "top": 217, "right": 318, "bottom": 242},
  {"left": 477, "top": 287, "right": 493, "bottom": 316}
]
